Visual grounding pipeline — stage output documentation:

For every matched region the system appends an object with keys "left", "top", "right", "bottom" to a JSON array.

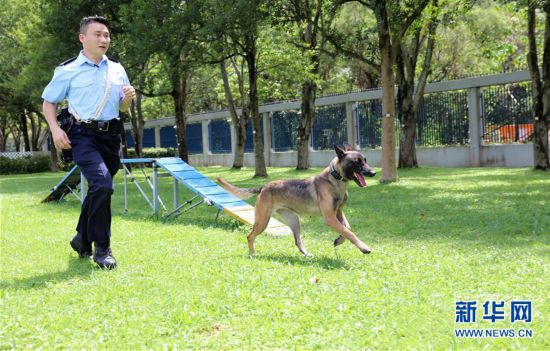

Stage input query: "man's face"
[{"left": 79, "top": 22, "right": 110, "bottom": 59}]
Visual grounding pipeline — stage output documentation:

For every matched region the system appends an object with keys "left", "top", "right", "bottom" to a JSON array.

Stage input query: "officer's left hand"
[{"left": 122, "top": 85, "right": 136, "bottom": 101}]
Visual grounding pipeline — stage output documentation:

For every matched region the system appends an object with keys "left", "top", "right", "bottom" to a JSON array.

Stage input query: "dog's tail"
[{"left": 216, "top": 178, "right": 262, "bottom": 200}]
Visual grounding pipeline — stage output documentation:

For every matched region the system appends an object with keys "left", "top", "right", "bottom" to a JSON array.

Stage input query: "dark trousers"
[{"left": 69, "top": 123, "right": 121, "bottom": 249}]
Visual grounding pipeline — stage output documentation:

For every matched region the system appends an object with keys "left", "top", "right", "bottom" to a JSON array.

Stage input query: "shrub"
[
  {"left": 125, "top": 147, "right": 177, "bottom": 159},
  {"left": 0, "top": 154, "right": 51, "bottom": 174}
]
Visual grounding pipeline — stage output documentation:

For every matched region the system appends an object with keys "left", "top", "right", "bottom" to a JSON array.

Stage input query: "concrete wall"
[{"left": 188, "top": 144, "right": 535, "bottom": 168}]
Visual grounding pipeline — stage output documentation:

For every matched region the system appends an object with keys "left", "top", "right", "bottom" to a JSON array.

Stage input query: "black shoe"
[
  {"left": 93, "top": 247, "right": 117, "bottom": 270},
  {"left": 70, "top": 233, "right": 92, "bottom": 258}
]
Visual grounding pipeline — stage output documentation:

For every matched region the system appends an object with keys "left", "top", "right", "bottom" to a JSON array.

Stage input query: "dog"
[{"left": 217, "top": 144, "right": 376, "bottom": 257}]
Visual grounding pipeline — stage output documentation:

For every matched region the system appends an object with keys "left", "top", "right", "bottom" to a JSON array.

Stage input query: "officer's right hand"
[{"left": 52, "top": 126, "right": 72, "bottom": 150}]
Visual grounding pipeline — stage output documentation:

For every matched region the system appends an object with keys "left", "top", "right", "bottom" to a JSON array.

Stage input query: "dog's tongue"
[{"left": 354, "top": 172, "right": 367, "bottom": 187}]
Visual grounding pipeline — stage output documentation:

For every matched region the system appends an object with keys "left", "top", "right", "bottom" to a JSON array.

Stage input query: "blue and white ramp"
[{"left": 155, "top": 158, "right": 291, "bottom": 235}]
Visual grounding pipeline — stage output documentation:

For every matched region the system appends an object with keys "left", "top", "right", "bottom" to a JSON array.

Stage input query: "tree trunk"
[
  {"left": 130, "top": 95, "right": 145, "bottom": 158},
  {"left": 374, "top": 0, "right": 398, "bottom": 182},
  {"left": 49, "top": 131, "right": 59, "bottom": 172},
  {"left": 397, "top": 3, "right": 437, "bottom": 168},
  {"left": 296, "top": 5, "right": 321, "bottom": 170},
  {"left": 297, "top": 80, "right": 316, "bottom": 169},
  {"left": 221, "top": 60, "right": 248, "bottom": 169},
  {"left": 396, "top": 38, "right": 417, "bottom": 168},
  {"left": 527, "top": 4, "right": 550, "bottom": 170},
  {"left": 119, "top": 112, "right": 130, "bottom": 161},
  {"left": 245, "top": 36, "right": 267, "bottom": 177},
  {"left": 398, "top": 99, "right": 418, "bottom": 168},
  {"left": 20, "top": 111, "right": 31, "bottom": 152},
  {"left": 0, "top": 117, "right": 7, "bottom": 152},
  {"left": 11, "top": 124, "right": 21, "bottom": 151},
  {"left": 172, "top": 67, "right": 189, "bottom": 162},
  {"left": 29, "top": 112, "right": 40, "bottom": 151}
]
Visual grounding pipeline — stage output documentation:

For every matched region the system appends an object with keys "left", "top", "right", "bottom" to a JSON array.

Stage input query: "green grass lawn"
[{"left": 0, "top": 166, "right": 548, "bottom": 350}]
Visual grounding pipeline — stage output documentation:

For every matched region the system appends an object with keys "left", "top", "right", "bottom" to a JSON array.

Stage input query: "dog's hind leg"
[
  {"left": 247, "top": 192, "right": 272, "bottom": 255},
  {"left": 334, "top": 209, "right": 350, "bottom": 247},
  {"left": 277, "top": 209, "right": 312, "bottom": 257}
]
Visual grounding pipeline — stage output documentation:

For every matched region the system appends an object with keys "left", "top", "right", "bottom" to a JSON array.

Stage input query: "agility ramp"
[
  {"left": 42, "top": 165, "right": 85, "bottom": 203},
  {"left": 42, "top": 158, "right": 291, "bottom": 235},
  {"left": 153, "top": 157, "right": 291, "bottom": 235}
]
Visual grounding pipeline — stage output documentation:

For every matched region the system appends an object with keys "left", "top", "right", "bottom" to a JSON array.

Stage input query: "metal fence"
[
  {"left": 124, "top": 73, "right": 541, "bottom": 155},
  {"left": 208, "top": 119, "right": 231, "bottom": 154},
  {"left": 271, "top": 110, "right": 300, "bottom": 151},
  {"left": 125, "top": 123, "right": 204, "bottom": 154},
  {"left": 357, "top": 100, "right": 383, "bottom": 149},
  {"left": 312, "top": 104, "right": 347, "bottom": 150},
  {"left": 417, "top": 90, "right": 469, "bottom": 146},
  {"left": 481, "top": 82, "right": 533, "bottom": 144},
  {"left": 0, "top": 151, "right": 34, "bottom": 159},
  {"left": 187, "top": 123, "right": 203, "bottom": 154},
  {"left": 245, "top": 120, "right": 263, "bottom": 153}
]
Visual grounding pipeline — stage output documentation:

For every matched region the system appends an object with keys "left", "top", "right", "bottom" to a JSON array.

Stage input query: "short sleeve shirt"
[{"left": 42, "top": 51, "right": 130, "bottom": 121}]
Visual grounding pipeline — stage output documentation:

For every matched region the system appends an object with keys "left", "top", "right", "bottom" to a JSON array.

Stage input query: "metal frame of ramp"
[
  {"left": 42, "top": 165, "right": 86, "bottom": 203},
  {"left": 154, "top": 157, "right": 291, "bottom": 235},
  {"left": 42, "top": 158, "right": 291, "bottom": 235}
]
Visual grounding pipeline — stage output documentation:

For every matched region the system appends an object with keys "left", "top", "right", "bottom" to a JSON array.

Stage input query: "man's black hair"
[{"left": 79, "top": 16, "right": 110, "bottom": 34}]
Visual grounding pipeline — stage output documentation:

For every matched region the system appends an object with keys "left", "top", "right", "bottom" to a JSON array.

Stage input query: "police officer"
[{"left": 42, "top": 16, "right": 135, "bottom": 269}]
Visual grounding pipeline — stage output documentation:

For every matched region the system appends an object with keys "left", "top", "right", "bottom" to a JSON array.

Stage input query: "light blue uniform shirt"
[{"left": 42, "top": 51, "right": 130, "bottom": 121}]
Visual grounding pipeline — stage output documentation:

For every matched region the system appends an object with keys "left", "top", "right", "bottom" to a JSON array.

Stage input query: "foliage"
[
  {"left": 0, "top": 154, "right": 50, "bottom": 174},
  {"left": 0, "top": 167, "right": 548, "bottom": 349},
  {"left": 430, "top": 0, "right": 535, "bottom": 80},
  {"left": 126, "top": 147, "right": 177, "bottom": 159}
]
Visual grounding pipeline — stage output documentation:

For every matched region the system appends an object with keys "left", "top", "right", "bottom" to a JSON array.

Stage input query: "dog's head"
[{"left": 334, "top": 144, "right": 376, "bottom": 187}]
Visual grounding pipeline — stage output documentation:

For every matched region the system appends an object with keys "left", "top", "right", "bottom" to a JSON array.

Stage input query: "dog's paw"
[
  {"left": 359, "top": 245, "right": 372, "bottom": 254},
  {"left": 333, "top": 236, "right": 345, "bottom": 246}
]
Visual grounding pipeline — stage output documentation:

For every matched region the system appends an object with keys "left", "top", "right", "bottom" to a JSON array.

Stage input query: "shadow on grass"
[
  {"left": 254, "top": 253, "right": 349, "bottom": 270},
  {"left": 0, "top": 256, "right": 94, "bottom": 291}
]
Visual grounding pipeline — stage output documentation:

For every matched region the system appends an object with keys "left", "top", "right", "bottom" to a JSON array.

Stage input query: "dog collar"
[{"left": 330, "top": 164, "right": 348, "bottom": 182}]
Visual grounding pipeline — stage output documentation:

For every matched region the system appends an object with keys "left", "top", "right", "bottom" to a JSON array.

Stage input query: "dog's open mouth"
[{"left": 353, "top": 172, "right": 367, "bottom": 187}]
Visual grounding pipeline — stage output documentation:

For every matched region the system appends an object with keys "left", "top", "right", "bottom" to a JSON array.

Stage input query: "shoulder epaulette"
[
  {"left": 108, "top": 57, "right": 119, "bottom": 63},
  {"left": 58, "top": 57, "right": 77, "bottom": 66}
]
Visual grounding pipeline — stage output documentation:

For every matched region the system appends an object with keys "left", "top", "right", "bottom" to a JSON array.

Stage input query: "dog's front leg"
[
  {"left": 320, "top": 203, "right": 371, "bottom": 254},
  {"left": 334, "top": 209, "right": 350, "bottom": 247}
]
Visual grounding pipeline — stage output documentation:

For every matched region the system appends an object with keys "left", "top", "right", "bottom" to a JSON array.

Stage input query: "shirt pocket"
[{"left": 71, "top": 78, "right": 95, "bottom": 89}]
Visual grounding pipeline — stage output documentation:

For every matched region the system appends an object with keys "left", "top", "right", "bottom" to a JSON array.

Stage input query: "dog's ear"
[
  {"left": 344, "top": 143, "right": 353, "bottom": 151},
  {"left": 334, "top": 144, "right": 345, "bottom": 159}
]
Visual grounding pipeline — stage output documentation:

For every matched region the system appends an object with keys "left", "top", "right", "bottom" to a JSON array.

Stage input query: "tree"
[
  {"left": 372, "top": 0, "right": 399, "bottom": 182},
  {"left": 526, "top": 0, "right": 550, "bottom": 170},
  {"left": 198, "top": 0, "right": 270, "bottom": 177},
  {"left": 274, "top": 0, "right": 334, "bottom": 170},
  {"left": 0, "top": 0, "right": 54, "bottom": 159},
  {"left": 220, "top": 58, "right": 249, "bottom": 169},
  {"left": 122, "top": 0, "right": 198, "bottom": 161},
  {"left": 396, "top": 0, "right": 440, "bottom": 168}
]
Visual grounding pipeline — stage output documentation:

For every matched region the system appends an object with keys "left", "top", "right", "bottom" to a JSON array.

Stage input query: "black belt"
[{"left": 74, "top": 118, "right": 120, "bottom": 132}]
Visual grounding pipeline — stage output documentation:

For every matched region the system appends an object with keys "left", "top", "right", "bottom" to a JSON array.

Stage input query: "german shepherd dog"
[{"left": 217, "top": 144, "right": 376, "bottom": 257}]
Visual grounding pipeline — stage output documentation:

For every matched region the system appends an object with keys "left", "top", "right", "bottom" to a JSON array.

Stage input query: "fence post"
[
  {"left": 262, "top": 112, "right": 271, "bottom": 166},
  {"left": 346, "top": 102, "right": 358, "bottom": 148},
  {"left": 202, "top": 120, "right": 210, "bottom": 163},
  {"left": 467, "top": 87, "right": 482, "bottom": 166},
  {"left": 154, "top": 126, "right": 161, "bottom": 148}
]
